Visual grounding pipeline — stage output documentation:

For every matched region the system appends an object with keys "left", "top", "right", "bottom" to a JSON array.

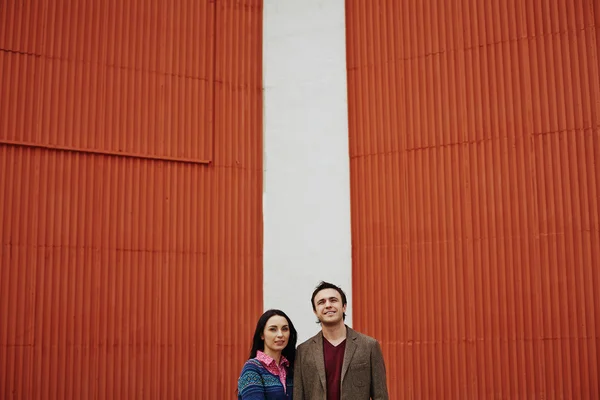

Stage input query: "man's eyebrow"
[{"left": 317, "top": 296, "right": 339, "bottom": 302}]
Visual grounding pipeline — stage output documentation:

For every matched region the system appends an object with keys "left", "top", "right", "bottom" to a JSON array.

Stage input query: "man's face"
[{"left": 313, "top": 288, "right": 346, "bottom": 326}]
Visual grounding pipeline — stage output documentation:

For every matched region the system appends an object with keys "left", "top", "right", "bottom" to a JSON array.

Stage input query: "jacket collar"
[
  {"left": 309, "top": 325, "right": 359, "bottom": 388},
  {"left": 341, "top": 327, "right": 358, "bottom": 383}
]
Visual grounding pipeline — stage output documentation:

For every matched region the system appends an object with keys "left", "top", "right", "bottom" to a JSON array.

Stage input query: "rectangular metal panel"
[
  {"left": 346, "top": 0, "right": 600, "bottom": 398},
  {"left": 1, "top": 0, "right": 215, "bottom": 162},
  {"left": 0, "top": 0, "right": 263, "bottom": 398}
]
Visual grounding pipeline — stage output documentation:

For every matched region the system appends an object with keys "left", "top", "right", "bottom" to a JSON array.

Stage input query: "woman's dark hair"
[{"left": 249, "top": 309, "right": 297, "bottom": 369}]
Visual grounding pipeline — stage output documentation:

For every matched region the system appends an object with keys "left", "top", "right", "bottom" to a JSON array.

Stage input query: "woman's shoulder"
[
  {"left": 240, "top": 358, "right": 264, "bottom": 373},
  {"left": 238, "top": 360, "right": 262, "bottom": 398},
  {"left": 244, "top": 358, "right": 262, "bottom": 367}
]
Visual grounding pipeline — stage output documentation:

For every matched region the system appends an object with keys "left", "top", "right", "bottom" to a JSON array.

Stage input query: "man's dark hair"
[{"left": 311, "top": 281, "right": 348, "bottom": 321}]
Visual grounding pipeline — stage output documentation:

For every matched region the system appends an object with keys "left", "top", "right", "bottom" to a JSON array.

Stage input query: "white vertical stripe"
[{"left": 262, "top": 0, "right": 352, "bottom": 343}]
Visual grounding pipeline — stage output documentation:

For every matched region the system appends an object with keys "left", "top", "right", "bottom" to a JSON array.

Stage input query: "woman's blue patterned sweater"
[{"left": 237, "top": 359, "right": 293, "bottom": 399}]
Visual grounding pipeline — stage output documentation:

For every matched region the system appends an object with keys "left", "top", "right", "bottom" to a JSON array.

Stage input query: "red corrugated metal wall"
[
  {"left": 346, "top": 0, "right": 600, "bottom": 398},
  {"left": 0, "top": 0, "right": 263, "bottom": 398}
]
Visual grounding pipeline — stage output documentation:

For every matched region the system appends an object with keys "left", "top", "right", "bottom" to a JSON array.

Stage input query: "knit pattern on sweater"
[{"left": 238, "top": 359, "right": 292, "bottom": 399}]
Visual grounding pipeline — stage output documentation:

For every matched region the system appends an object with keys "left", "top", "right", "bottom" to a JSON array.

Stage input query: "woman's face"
[{"left": 261, "top": 315, "right": 290, "bottom": 356}]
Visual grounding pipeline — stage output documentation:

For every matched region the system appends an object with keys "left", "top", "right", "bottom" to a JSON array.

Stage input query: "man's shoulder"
[
  {"left": 297, "top": 331, "right": 322, "bottom": 349},
  {"left": 347, "top": 326, "right": 380, "bottom": 346}
]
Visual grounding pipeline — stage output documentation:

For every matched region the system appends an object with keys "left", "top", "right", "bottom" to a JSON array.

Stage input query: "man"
[{"left": 294, "top": 281, "right": 389, "bottom": 400}]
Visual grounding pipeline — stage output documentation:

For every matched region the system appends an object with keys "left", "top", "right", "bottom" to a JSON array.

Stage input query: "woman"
[{"left": 237, "top": 309, "right": 297, "bottom": 399}]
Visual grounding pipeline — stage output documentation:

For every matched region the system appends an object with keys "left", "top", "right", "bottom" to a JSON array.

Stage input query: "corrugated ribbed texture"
[
  {"left": 346, "top": 0, "right": 599, "bottom": 398},
  {"left": 0, "top": 0, "right": 263, "bottom": 398},
  {"left": 0, "top": 0, "right": 214, "bottom": 161}
]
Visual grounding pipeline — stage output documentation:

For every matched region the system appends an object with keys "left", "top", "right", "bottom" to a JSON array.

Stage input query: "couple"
[{"left": 237, "top": 281, "right": 389, "bottom": 399}]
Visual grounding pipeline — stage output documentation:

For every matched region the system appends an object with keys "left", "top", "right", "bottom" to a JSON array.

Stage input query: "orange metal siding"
[
  {"left": 346, "top": 0, "right": 600, "bottom": 398},
  {"left": 0, "top": 0, "right": 263, "bottom": 398}
]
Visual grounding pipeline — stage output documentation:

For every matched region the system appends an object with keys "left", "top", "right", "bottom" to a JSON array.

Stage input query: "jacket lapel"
[
  {"left": 340, "top": 326, "right": 357, "bottom": 383},
  {"left": 310, "top": 332, "right": 327, "bottom": 390}
]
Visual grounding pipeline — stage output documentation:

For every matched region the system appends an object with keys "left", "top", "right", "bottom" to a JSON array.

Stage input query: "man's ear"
[{"left": 343, "top": 304, "right": 347, "bottom": 313}]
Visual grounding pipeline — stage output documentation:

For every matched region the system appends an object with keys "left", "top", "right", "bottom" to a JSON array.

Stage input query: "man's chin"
[{"left": 320, "top": 318, "right": 343, "bottom": 327}]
